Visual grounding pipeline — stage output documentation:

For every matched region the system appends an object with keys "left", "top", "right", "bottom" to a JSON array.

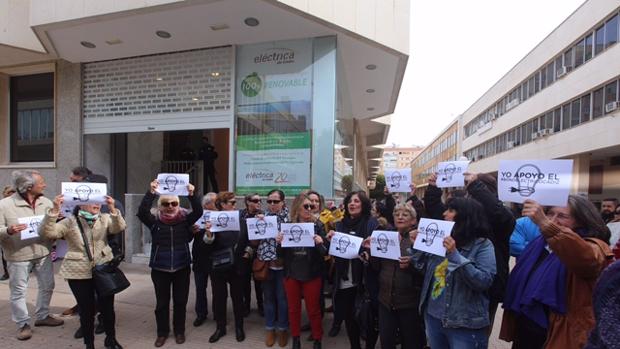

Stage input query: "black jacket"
[
  {"left": 137, "top": 191, "right": 202, "bottom": 272},
  {"left": 333, "top": 217, "right": 379, "bottom": 287},
  {"left": 279, "top": 221, "right": 328, "bottom": 281},
  {"left": 209, "top": 210, "right": 250, "bottom": 276},
  {"left": 423, "top": 185, "right": 446, "bottom": 220}
]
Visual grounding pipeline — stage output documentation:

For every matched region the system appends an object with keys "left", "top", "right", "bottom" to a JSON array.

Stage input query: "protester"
[
  {"left": 509, "top": 216, "right": 541, "bottom": 258},
  {"left": 585, "top": 259, "right": 620, "bottom": 348},
  {"left": 368, "top": 203, "right": 425, "bottom": 349},
  {"left": 600, "top": 198, "right": 618, "bottom": 224},
  {"left": 70, "top": 166, "right": 93, "bottom": 182},
  {"left": 259, "top": 189, "right": 290, "bottom": 347},
  {"left": 327, "top": 191, "right": 379, "bottom": 349},
  {"left": 191, "top": 192, "right": 217, "bottom": 327},
  {"left": 410, "top": 197, "right": 496, "bottom": 349},
  {"left": 239, "top": 193, "right": 264, "bottom": 317},
  {"left": 0, "top": 170, "right": 64, "bottom": 340},
  {"left": 276, "top": 192, "right": 328, "bottom": 349},
  {"left": 608, "top": 206, "right": 620, "bottom": 247},
  {"left": 137, "top": 179, "right": 202, "bottom": 347},
  {"left": 501, "top": 196, "right": 613, "bottom": 349},
  {"left": 41, "top": 194, "right": 125, "bottom": 349},
  {"left": 0, "top": 185, "right": 16, "bottom": 281},
  {"left": 206, "top": 191, "right": 250, "bottom": 343}
]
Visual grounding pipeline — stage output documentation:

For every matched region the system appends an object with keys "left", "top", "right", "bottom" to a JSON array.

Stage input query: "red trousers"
[{"left": 284, "top": 276, "right": 323, "bottom": 340}]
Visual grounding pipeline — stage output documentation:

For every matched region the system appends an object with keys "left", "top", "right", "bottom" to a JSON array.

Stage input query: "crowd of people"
[{"left": 0, "top": 167, "right": 619, "bottom": 349}]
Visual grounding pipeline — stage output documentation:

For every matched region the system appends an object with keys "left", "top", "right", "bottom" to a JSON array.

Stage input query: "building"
[
  {"left": 382, "top": 145, "right": 423, "bottom": 170},
  {"left": 411, "top": 118, "right": 460, "bottom": 196},
  {"left": 457, "top": 0, "right": 620, "bottom": 202},
  {"left": 0, "top": 0, "right": 410, "bottom": 201}
]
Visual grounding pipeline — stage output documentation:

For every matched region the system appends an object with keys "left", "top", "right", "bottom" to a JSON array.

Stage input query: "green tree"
[
  {"left": 369, "top": 174, "right": 385, "bottom": 199},
  {"left": 341, "top": 175, "right": 353, "bottom": 194}
]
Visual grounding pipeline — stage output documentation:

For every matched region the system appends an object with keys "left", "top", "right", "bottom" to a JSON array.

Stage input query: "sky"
[{"left": 387, "top": 0, "right": 587, "bottom": 147}]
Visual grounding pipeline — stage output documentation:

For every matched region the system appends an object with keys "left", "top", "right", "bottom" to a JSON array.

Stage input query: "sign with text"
[
  {"left": 156, "top": 173, "right": 190, "bottom": 196},
  {"left": 498, "top": 160, "right": 573, "bottom": 206},
  {"left": 18, "top": 215, "right": 44, "bottom": 240},
  {"left": 370, "top": 230, "right": 400, "bottom": 260},
  {"left": 414, "top": 218, "right": 455, "bottom": 257},
  {"left": 384, "top": 168, "right": 411, "bottom": 193},
  {"left": 204, "top": 210, "right": 240, "bottom": 232},
  {"left": 329, "top": 232, "right": 363, "bottom": 259},
  {"left": 247, "top": 216, "right": 279, "bottom": 240},
  {"left": 62, "top": 182, "right": 107, "bottom": 205},
  {"left": 281, "top": 223, "right": 315, "bottom": 248},
  {"left": 437, "top": 161, "right": 469, "bottom": 188}
]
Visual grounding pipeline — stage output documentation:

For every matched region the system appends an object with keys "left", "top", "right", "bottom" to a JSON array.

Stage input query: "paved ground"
[{"left": 0, "top": 262, "right": 510, "bottom": 348}]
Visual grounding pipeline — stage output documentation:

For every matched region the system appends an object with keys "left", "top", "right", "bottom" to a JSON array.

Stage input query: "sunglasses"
[
  {"left": 267, "top": 200, "right": 282, "bottom": 205},
  {"left": 161, "top": 201, "right": 179, "bottom": 207},
  {"left": 248, "top": 198, "right": 261, "bottom": 204},
  {"left": 225, "top": 200, "right": 236, "bottom": 205},
  {"left": 303, "top": 204, "right": 316, "bottom": 211}
]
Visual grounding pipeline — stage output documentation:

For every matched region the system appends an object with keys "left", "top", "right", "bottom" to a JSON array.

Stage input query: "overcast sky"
[{"left": 387, "top": 0, "right": 587, "bottom": 147}]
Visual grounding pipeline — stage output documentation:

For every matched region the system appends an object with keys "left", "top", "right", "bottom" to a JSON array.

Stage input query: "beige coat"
[
  {"left": 0, "top": 193, "right": 54, "bottom": 262},
  {"left": 41, "top": 211, "right": 126, "bottom": 280}
]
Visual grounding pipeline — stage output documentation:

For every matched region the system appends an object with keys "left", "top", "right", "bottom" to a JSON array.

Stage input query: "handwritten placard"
[
  {"left": 281, "top": 223, "right": 315, "bottom": 248},
  {"left": 369, "top": 230, "right": 400, "bottom": 260},
  {"left": 62, "top": 182, "right": 107, "bottom": 205},
  {"left": 413, "top": 218, "right": 455, "bottom": 257},
  {"left": 247, "top": 216, "right": 278, "bottom": 240},
  {"left": 156, "top": 173, "right": 190, "bottom": 196},
  {"left": 498, "top": 160, "right": 573, "bottom": 206},
  {"left": 18, "top": 215, "right": 44, "bottom": 240},
  {"left": 437, "top": 161, "right": 469, "bottom": 188},
  {"left": 384, "top": 168, "right": 411, "bottom": 193},
  {"left": 329, "top": 232, "right": 363, "bottom": 259}
]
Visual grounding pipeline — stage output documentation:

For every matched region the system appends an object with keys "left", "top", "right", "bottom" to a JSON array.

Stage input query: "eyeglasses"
[
  {"left": 267, "top": 200, "right": 281, "bottom": 205},
  {"left": 225, "top": 200, "right": 236, "bottom": 205},
  {"left": 161, "top": 201, "right": 179, "bottom": 207},
  {"left": 248, "top": 198, "right": 261, "bottom": 204},
  {"left": 303, "top": 204, "right": 315, "bottom": 211}
]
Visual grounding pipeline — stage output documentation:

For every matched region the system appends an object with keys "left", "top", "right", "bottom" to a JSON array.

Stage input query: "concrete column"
[{"left": 571, "top": 153, "right": 591, "bottom": 196}]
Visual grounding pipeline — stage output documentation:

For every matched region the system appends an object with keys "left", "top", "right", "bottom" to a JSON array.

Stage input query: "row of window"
[
  {"left": 463, "top": 77, "right": 620, "bottom": 161},
  {"left": 415, "top": 131, "right": 458, "bottom": 168},
  {"left": 464, "top": 9, "right": 620, "bottom": 138}
]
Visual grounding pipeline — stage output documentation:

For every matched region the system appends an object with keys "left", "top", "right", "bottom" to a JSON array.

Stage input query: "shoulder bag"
[{"left": 77, "top": 218, "right": 130, "bottom": 297}]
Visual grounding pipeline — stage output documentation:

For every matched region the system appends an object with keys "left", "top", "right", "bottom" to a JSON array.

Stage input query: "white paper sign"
[
  {"left": 205, "top": 210, "right": 241, "bottom": 232},
  {"left": 329, "top": 232, "right": 363, "bottom": 259},
  {"left": 247, "top": 216, "right": 279, "bottom": 240},
  {"left": 156, "top": 173, "right": 190, "bottom": 196},
  {"left": 370, "top": 230, "right": 400, "bottom": 260},
  {"left": 18, "top": 215, "right": 44, "bottom": 240},
  {"left": 437, "top": 161, "right": 469, "bottom": 188},
  {"left": 414, "top": 218, "right": 455, "bottom": 257},
  {"left": 498, "top": 160, "right": 573, "bottom": 206},
  {"left": 195, "top": 210, "right": 211, "bottom": 230},
  {"left": 281, "top": 223, "right": 315, "bottom": 248},
  {"left": 62, "top": 182, "right": 107, "bottom": 205},
  {"left": 384, "top": 168, "right": 411, "bottom": 193}
]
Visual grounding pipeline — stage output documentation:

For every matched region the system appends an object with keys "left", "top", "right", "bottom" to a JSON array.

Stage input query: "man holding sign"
[{"left": 0, "top": 170, "right": 63, "bottom": 341}]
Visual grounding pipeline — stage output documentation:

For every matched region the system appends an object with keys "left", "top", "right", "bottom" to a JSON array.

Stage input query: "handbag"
[
  {"left": 355, "top": 289, "right": 377, "bottom": 340},
  {"left": 211, "top": 247, "right": 235, "bottom": 271},
  {"left": 77, "top": 218, "right": 130, "bottom": 297},
  {"left": 252, "top": 259, "right": 270, "bottom": 281}
]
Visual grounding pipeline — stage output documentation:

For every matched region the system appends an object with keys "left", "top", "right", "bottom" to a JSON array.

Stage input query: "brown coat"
[{"left": 500, "top": 221, "right": 613, "bottom": 349}]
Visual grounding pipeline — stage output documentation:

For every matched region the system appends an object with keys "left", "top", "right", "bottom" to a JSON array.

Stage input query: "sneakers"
[
  {"left": 266, "top": 330, "right": 276, "bottom": 347},
  {"left": 277, "top": 330, "right": 289, "bottom": 347},
  {"left": 34, "top": 315, "right": 64, "bottom": 327},
  {"left": 17, "top": 324, "right": 32, "bottom": 341}
]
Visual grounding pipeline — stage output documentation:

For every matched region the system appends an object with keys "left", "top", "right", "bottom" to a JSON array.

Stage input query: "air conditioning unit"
[
  {"left": 506, "top": 141, "right": 515, "bottom": 149},
  {"left": 531, "top": 132, "right": 539, "bottom": 140},
  {"left": 556, "top": 66, "right": 568, "bottom": 78},
  {"left": 489, "top": 111, "right": 497, "bottom": 120},
  {"left": 539, "top": 128, "right": 553, "bottom": 136},
  {"left": 605, "top": 101, "right": 620, "bottom": 113}
]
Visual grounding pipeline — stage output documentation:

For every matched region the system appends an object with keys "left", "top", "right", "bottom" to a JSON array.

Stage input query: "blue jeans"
[
  {"left": 425, "top": 312, "right": 488, "bottom": 349},
  {"left": 262, "top": 269, "right": 288, "bottom": 330}
]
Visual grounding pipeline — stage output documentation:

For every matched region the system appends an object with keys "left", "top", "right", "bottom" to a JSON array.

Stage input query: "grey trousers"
[{"left": 7, "top": 255, "right": 55, "bottom": 328}]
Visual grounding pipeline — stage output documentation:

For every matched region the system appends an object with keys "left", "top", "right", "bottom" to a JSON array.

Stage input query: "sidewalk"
[{"left": 0, "top": 262, "right": 510, "bottom": 348}]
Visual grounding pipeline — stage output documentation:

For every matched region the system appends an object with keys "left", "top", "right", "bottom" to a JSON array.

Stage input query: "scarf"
[
  {"left": 78, "top": 210, "right": 99, "bottom": 227},
  {"left": 336, "top": 214, "right": 369, "bottom": 281},
  {"left": 503, "top": 235, "right": 567, "bottom": 328},
  {"left": 158, "top": 208, "right": 188, "bottom": 225}
]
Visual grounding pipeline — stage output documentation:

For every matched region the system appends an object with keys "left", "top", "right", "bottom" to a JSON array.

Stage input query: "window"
[
  {"left": 585, "top": 34, "right": 593, "bottom": 61},
  {"left": 525, "top": 123, "right": 532, "bottom": 143},
  {"left": 521, "top": 82, "right": 528, "bottom": 101},
  {"left": 545, "top": 112, "right": 553, "bottom": 130},
  {"left": 605, "top": 14, "right": 618, "bottom": 48},
  {"left": 605, "top": 80, "right": 618, "bottom": 108},
  {"left": 555, "top": 55, "right": 564, "bottom": 76},
  {"left": 574, "top": 39, "right": 585, "bottom": 68},
  {"left": 571, "top": 99, "right": 581, "bottom": 127},
  {"left": 592, "top": 87, "right": 604, "bottom": 118},
  {"left": 10, "top": 73, "right": 54, "bottom": 162},
  {"left": 534, "top": 72, "right": 541, "bottom": 93},
  {"left": 540, "top": 68, "right": 547, "bottom": 89},
  {"left": 562, "top": 103, "right": 571, "bottom": 130},
  {"left": 564, "top": 48, "right": 574, "bottom": 71},
  {"left": 553, "top": 108, "right": 561, "bottom": 132},
  {"left": 581, "top": 94, "right": 591, "bottom": 123},
  {"left": 595, "top": 25, "right": 605, "bottom": 55},
  {"left": 528, "top": 76, "right": 536, "bottom": 97},
  {"left": 546, "top": 61, "right": 555, "bottom": 85}
]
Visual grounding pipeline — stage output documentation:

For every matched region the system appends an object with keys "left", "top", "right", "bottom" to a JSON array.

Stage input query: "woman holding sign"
[
  {"left": 500, "top": 196, "right": 612, "bottom": 349},
  {"left": 137, "top": 179, "right": 202, "bottom": 347},
  {"left": 410, "top": 197, "right": 496, "bottom": 349},
  {"left": 41, "top": 194, "right": 125, "bottom": 349},
  {"left": 327, "top": 191, "right": 379, "bottom": 349},
  {"left": 276, "top": 192, "right": 328, "bottom": 349}
]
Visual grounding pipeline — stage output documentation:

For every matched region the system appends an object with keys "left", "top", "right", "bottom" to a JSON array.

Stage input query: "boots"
[
  {"left": 313, "top": 340, "right": 322, "bottom": 349},
  {"left": 292, "top": 336, "right": 301, "bottom": 349}
]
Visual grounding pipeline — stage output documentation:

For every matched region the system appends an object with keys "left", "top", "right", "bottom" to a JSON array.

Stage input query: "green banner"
[{"left": 237, "top": 132, "right": 310, "bottom": 151}]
